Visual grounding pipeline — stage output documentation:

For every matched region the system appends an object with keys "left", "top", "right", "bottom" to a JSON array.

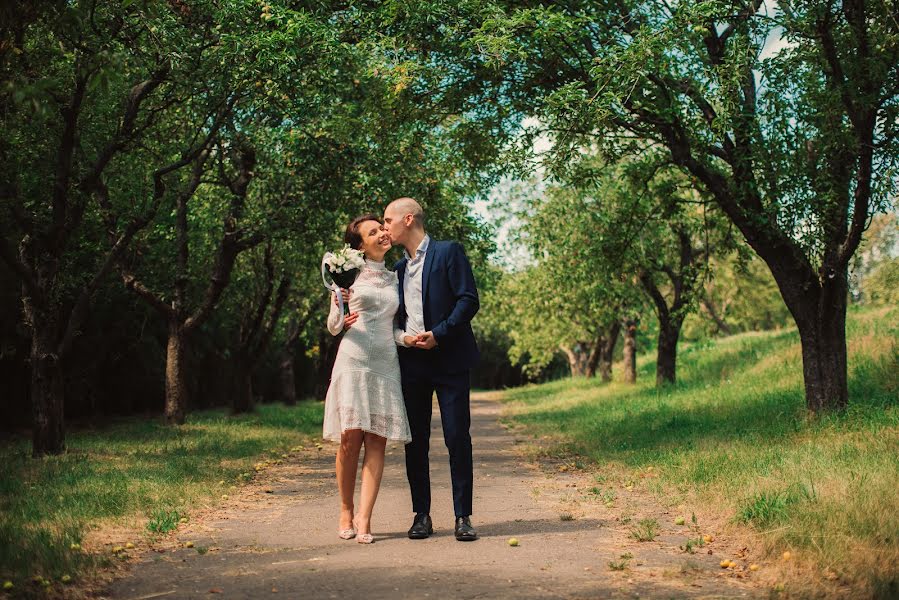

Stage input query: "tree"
[
  {"left": 229, "top": 244, "right": 289, "bottom": 414},
  {"left": 468, "top": 0, "right": 899, "bottom": 410},
  {"left": 499, "top": 170, "right": 647, "bottom": 381},
  {"left": 684, "top": 250, "right": 792, "bottom": 339},
  {"left": 0, "top": 0, "right": 248, "bottom": 453},
  {"left": 530, "top": 157, "right": 728, "bottom": 385}
]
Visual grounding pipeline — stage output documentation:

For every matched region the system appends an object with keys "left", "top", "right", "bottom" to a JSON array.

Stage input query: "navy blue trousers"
[{"left": 401, "top": 362, "right": 473, "bottom": 518}]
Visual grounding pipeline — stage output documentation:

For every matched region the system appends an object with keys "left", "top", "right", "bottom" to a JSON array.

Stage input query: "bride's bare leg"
[
  {"left": 336, "top": 429, "right": 364, "bottom": 530},
  {"left": 355, "top": 432, "right": 387, "bottom": 534}
]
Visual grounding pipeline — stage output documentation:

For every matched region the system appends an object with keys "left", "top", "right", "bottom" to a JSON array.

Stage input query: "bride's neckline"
[{"left": 364, "top": 258, "right": 386, "bottom": 270}]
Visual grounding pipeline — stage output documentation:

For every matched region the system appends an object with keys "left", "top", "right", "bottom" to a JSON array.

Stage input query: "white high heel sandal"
[{"left": 353, "top": 519, "right": 373, "bottom": 544}]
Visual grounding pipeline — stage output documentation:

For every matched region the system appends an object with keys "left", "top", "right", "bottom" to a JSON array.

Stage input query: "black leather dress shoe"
[
  {"left": 408, "top": 513, "right": 433, "bottom": 539},
  {"left": 454, "top": 516, "right": 478, "bottom": 541}
]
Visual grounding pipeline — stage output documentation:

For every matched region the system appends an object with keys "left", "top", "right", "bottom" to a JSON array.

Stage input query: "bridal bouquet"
[
  {"left": 323, "top": 244, "right": 365, "bottom": 289},
  {"left": 321, "top": 245, "right": 365, "bottom": 329}
]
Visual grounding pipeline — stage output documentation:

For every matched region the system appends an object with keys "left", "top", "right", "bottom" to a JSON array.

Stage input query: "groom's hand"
[{"left": 414, "top": 331, "right": 438, "bottom": 350}]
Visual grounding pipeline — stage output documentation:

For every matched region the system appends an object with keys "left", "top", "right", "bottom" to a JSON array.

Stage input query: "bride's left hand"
[{"left": 334, "top": 288, "right": 352, "bottom": 306}]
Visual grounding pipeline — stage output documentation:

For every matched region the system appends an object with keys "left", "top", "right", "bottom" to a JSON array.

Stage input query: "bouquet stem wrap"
[{"left": 321, "top": 252, "right": 346, "bottom": 331}]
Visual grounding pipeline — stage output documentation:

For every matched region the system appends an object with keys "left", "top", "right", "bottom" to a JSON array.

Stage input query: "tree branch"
[{"left": 185, "top": 143, "right": 259, "bottom": 332}]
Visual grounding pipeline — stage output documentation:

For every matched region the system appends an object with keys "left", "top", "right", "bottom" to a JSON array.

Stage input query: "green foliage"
[
  {"left": 681, "top": 536, "right": 705, "bottom": 554},
  {"left": 146, "top": 508, "right": 182, "bottom": 534},
  {"left": 866, "top": 258, "right": 899, "bottom": 306},
  {"left": 682, "top": 251, "right": 791, "bottom": 340},
  {"left": 629, "top": 518, "right": 660, "bottom": 542},
  {"left": 851, "top": 213, "right": 899, "bottom": 303}
]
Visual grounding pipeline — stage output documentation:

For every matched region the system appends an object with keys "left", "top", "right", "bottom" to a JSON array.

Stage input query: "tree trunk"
[
  {"left": 231, "top": 358, "right": 254, "bottom": 414},
  {"left": 599, "top": 321, "right": 621, "bottom": 382},
  {"left": 279, "top": 349, "right": 297, "bottom": 406},
  {"left": 165, "top": 320, "right": 189, "bottom": 424},
  {"left": 30, "top": 314, "right": 65, "bottom": 457},
  {"left": 656, "top": 318, "right": 681, "bottom": 386},
  {"left": 791, "top": 274, "right": 849, "bottom": 411},
  {"left": 561, "top": 343, "right": 590, "bottom": 377},
  {"left": 584, "top": 332, "right": 604, "bottom": 378},
  {"left": 622, "top": 319, "right": 637, "bottom": 384}
]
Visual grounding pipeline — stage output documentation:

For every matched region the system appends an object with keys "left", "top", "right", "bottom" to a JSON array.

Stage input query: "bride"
[{"left": 323, "top": 214, "right": 411, "bottom": 544}]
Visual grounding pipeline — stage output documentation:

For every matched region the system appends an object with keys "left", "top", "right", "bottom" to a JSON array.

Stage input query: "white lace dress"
[{"left": 323, "top": 259, "right": 412, "bottom": 443}]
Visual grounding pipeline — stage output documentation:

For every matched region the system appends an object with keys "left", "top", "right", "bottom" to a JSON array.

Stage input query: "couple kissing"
[{"left": 323, "top": 197, "right": 479, "bottom": 544}]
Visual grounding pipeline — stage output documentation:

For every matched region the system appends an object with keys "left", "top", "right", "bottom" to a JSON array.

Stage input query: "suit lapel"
[{"left": 422, "top": 240, "right": 437, "bottom": 312}]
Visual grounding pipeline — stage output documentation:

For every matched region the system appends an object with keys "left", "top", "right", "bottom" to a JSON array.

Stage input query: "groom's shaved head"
[{"left": 387, "top": 197, "right": 425, "bottom": 229}]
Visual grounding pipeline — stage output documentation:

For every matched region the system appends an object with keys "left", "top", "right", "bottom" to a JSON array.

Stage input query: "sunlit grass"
[
  {"left": 500, "top": 306, "right": 898, "bottom": 597},
  {"left": 0, "top": 402, "right": 323, "bottom": 595}
]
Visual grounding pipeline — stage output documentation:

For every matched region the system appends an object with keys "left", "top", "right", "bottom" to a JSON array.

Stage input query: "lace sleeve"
[
  {"left": 394, "top": 317, "right": 408, "bottom": 347},
  {"left": 327, "top": 292, "right": 342, "bottom": 336}
]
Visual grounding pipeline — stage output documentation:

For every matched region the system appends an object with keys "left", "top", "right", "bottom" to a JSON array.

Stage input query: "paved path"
[{"left": 106, "top": 394, "right": 764, "bottom": 599}]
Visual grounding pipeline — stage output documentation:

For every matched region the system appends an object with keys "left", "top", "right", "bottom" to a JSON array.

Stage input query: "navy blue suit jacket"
[{"left": 395, "top": 239, "right": 480, "bottom": 374}]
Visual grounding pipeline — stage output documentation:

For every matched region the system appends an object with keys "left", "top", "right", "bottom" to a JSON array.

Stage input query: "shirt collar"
[{"left": 403, "top": 234, "right": 430, "bottom": 262}]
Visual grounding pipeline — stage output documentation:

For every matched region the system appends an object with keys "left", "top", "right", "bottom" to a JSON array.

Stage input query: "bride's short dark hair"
[{"left": 344, "top": 214, "right": 382, "bottom": 250}]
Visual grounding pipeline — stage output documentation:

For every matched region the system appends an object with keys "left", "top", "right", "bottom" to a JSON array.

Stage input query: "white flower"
[{"left": 325, "top": 244, "right": 365, "bottom": 274}]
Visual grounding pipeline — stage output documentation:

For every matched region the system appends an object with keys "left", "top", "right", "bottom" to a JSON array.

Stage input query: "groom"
[{"left": 383, "top": 197, "right": 480, "bottom": 541}]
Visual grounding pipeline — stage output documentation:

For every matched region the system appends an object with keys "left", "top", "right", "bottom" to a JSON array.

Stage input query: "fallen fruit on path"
[
  {"left": 703, "top": 534, "right": 714, "bottom": 543},
  {"left": 720, "top": 560, "right": 730, "bottom": 568},
  {"left": 125, "top": 542, "right": 135, "bottom": 549},
  {"left": 69, "top": 543, "right": 81, "bottom": 551},
  {"left": 3, "top": 581, "right": 13, "bottom": 590},
  {"left": 782, "top": 551, "right": 791, "bottom": 560},
  {"left": 508, "top": 538, "right": 519, "bottom": 546},
  {"left": 61, "top": 575, "right": 71, "bottom": 584},
  {"left": 184, "top": 541, "right": 194, "bottom": 548},
  {"left": 749, "top": 564, "right": 759, "bottom": 571},
  {"left": 674, "top": 517, "right": 685, "bottom": 526},
  {"left": 111, "top": 546, "right": 124, "bottom": 554}
]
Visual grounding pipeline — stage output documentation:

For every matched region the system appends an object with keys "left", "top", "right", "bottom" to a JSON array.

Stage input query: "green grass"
[
  {"left": 500, "top": 306, "right": 898, "bottom": 597},
  {"left": 629, "top": 518, "right": 660, "bottom": 542},
  {"left": 0, "top": 402, "right": 323, "bottom": 595}
]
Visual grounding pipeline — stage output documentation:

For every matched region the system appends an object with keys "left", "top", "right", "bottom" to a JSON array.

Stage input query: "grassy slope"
[
  {"left": 500, "top": 306, "right": 898, "bottom": 598},
  {"left": 0, "top": 402, "right": 324, "bottom": 595}
]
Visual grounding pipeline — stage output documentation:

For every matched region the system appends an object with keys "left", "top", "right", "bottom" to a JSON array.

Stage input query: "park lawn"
[
  {"left": 0, "top": 401, "right": 324, "bottom": 597},
  {"left": 499, "top": 305, "right": 898, "bottom": 598}
]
